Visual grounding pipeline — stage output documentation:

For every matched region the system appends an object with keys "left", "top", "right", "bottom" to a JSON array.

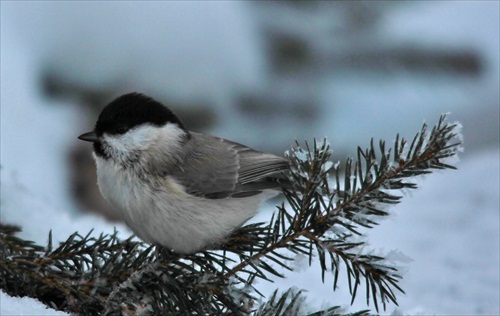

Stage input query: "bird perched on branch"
[{"left": 79, "top": 93, "right": 290, "bottom": 254}]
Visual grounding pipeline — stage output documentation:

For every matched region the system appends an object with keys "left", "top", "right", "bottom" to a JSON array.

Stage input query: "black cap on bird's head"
[
  {"left": 78, "top": 93, "right": 189, "bottom": 159},
  {"left": 78, "top": 92, "right": 186, "bottom": 142},
  {"left": 96, "top": 93, "right": 185, "bottom": 136}
]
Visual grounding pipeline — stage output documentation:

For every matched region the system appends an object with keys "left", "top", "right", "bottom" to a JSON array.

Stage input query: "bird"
[{"left": 78, "top": 92, "right": 291, "bottom": 254}]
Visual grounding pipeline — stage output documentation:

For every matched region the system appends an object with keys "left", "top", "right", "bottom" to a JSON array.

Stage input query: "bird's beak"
[{"left": 78, "top": 131, "right": 99, "bottom": 143}]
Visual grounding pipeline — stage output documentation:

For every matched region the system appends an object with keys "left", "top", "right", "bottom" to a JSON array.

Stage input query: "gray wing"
[{"left": 169, "top": 132, "right": 290, "bottom": 199}]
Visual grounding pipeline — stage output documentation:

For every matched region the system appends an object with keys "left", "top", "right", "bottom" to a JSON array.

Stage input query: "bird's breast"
[{"left": 93, "top": 155, "right": 264, "bottom": 253}]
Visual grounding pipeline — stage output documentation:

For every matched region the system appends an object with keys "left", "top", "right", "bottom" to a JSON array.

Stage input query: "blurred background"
[{"left": 1, "top": 1, "right": 499, "bottom": 314}]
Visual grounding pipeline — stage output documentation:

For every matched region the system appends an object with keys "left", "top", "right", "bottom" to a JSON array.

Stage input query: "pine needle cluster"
[{"left": 0, "top": 115, "right": 462, "bottom": 315}]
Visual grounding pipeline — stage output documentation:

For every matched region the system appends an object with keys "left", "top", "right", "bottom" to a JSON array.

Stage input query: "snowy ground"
[{"left": 1, "top": 1, "right": 498, "bottom": 315}]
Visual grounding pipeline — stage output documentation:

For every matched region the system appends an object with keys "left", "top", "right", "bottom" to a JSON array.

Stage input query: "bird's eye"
[{"left": 115, "top": 125, "right": 128, "bottom": 134}]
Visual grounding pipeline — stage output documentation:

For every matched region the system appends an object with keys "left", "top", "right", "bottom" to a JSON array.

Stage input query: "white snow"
[
  {"left": 0, "top": 291, "right": 67, "bottom": 315},
  {"left": 1, "top": 1, "right": 498, "bottom": 315}
]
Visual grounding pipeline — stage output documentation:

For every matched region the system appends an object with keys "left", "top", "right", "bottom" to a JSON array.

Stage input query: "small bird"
[{"left": 78, "top": 93, "right": 290, "bottom": 254}]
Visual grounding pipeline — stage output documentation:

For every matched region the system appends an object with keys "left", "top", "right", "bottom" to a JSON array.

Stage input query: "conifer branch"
[
  {"left": 219, "top": 114, "right": 462, "bottom": 311},
  {"left": 0, "top": 115, "right": 462, "bottom": 314}
]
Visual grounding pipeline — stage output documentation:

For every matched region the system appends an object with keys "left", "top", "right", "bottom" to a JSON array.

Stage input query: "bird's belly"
[
  {"left": 95, "top": 159, "right": 262, "bottom": 253},
  {"left": 135, "top": 191, "right": 262, "bottom": 254}
]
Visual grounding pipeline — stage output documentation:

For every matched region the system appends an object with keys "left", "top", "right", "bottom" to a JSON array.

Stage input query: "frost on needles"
[{"left": 0, "top": 114, "right": 463, "bottom": 315}]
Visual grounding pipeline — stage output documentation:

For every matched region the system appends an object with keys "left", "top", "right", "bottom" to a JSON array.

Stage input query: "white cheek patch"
[
  {"left": 101, "top": 123, "right": 186, "bottom": 164},
  {"left": 113, "top": 125, "right": 158, "bottom": 149},
  {"left": 102, "top": 125, "right": 160, "bottom": 161}
]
